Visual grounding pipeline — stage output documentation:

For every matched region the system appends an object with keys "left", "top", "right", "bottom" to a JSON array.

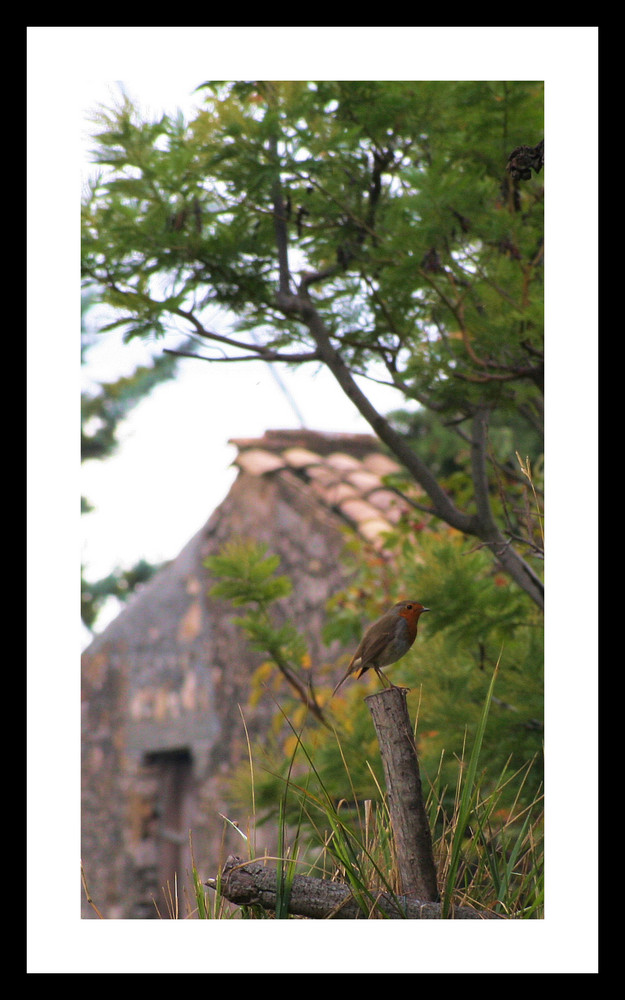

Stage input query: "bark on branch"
[
  {"left": 208, "top": 855, "right": 503, "bottom": 919},
  {"left": 278, "top": 293, "right": 545, "bottom": 609},
  {"left": 506, "top": 139, "right": 544, "bottom": 181}
]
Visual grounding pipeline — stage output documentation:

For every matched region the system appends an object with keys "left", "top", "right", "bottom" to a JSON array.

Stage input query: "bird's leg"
[{"left": 375, "top": 668, "right": 411, "bottom": 693}]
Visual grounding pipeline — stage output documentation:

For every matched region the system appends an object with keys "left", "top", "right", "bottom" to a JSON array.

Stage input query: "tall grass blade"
[{"left": 442, "top": 660, "right": 499, "bottom": 917}]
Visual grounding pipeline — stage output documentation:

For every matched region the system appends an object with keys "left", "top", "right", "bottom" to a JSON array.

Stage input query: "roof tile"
[
  {"left": 234, "top": 449, "right": 286, "bottom": 475},
  {"left": 230, "top": 430, "right": 422, "bottom": 548}
]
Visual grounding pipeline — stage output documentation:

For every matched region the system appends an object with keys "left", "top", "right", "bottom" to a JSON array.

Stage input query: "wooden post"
[
  {"left": 207, "top": 682, "right": 509, "bottom": 918},
  {"left": 365, "top": 686, "right": 439, "bottom": 901}
]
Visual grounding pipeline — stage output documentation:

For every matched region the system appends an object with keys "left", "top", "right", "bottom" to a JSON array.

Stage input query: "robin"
[{"left": 332, "top": 600, "right": 430, "bottom": 696}]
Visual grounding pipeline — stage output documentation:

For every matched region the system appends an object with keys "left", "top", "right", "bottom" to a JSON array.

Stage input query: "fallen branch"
[{"left": 207, "top": 855, "right": 504, "bottom": 919}]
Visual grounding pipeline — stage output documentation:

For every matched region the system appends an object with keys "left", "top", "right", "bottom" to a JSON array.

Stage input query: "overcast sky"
[
  {"left": 78, "top": 68, "right": 411, "bottom": 635},
  {"left": 27, "top": 26, "right": 598, "bottom": 975}
]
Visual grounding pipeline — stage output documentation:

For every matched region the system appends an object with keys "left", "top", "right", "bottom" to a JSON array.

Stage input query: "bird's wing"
[
  {"left": 355, "top": 622, "right": 395, "bottom": 673},
  {"left": 332, "top": 621, "right": 392, "bottom": 694}
]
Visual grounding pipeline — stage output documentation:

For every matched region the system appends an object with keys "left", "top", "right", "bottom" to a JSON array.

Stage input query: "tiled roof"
[{"left": 230, "top": 429, "right": 422, "bottom": 547}]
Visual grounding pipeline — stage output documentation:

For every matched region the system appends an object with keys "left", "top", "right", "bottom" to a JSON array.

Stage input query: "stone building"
[{"left": 81, "top": 429, "right": 418, "bottom": 918}]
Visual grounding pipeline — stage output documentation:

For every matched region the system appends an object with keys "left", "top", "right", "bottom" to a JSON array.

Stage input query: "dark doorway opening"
[{"left": 143, "top": 748, "right": 194, "bottom": 917}]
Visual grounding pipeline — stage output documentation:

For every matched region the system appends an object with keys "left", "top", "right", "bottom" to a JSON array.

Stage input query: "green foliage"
[
  {"left": 388, "top": 404, "right": 543, "bottom": 488},
  {"left": 206, "top": 538, "right": 292, "bottom": 607},
  {"left": 205, "top": 539, "right": 309, "bottom": 679},
  {"left": 259, "top": 716, "right": 408, "bottom": 915},
  {"left": 324, "top": 523, "right": 543, "bottom": 812},
  {"left": 82, "top": 81, "right": 544, "bottom": 607},
  {"left": 211, "top": 527, "right": 542, "bottom": 837},
  {"left": 226, "top": 691, "right": 543, "bottom": 919},
  {"left": 79, "top": 83, "right": 545, "bottom": 916},
  {"left": 440, "top": 661, "right": 499, "bottom": 916},
  {"left": 80, "top": 558, "right": 161, "bottom": 630},
  {"left": 82, "top": 80, "right": 543, "bottom": 394},
  {"left": 199, "top": 533, "right": 543, "bottom": 917}
]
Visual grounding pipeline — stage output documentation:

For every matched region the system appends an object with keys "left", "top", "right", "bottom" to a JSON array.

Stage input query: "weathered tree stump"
[{"left": 365, "top": 686, "right": 439, "bottom": 901}]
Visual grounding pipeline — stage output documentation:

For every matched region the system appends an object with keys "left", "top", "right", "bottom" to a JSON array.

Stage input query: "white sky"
[
  {"left": 78, "top": 70, "right": 407, "bottom": 631},
  {"left": 27, "top": 27, "right": 598, "bottom": 974},
  {"left": 80, "top": 307, "right": 401, "bottom": 584}
]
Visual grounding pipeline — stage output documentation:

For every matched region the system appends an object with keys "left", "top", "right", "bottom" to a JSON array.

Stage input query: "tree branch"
[
  {"left": 281, "top": 291, "right": 476, "bottom": 535},
  {"left": 164, "top": 346, "right": 321, "bottom": 364},
  {"left": 469, "top": 407, "right": 544, "bottom": 604},
  {"left": 267, "top": 134, "right": 293, "bottom": 298},
  {"left": 471, "top": 406, "right": 496, "bottom": 529},
  {"left": 276, "top": 288, "right": 544, "bottom": 609},
  {"left": 270, "top": 648, "right": 331, "bottom": 729},
  {"left": 506, "top": 139, "right": 544, "bottom": 181},
  {"left": 209, "top": 855, "right": 504, "bottom": 919}
]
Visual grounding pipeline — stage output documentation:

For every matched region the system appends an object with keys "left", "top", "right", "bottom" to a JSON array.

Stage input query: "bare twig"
[{"left": 80, "top": 862, "right": 104, "bottom": 919}]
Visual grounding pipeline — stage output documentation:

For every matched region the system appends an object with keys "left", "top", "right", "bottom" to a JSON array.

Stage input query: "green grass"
[
  {"left": 198, "top": 674, "right": 543, "bottom": 919},
  {"left": 82, "top": 675, "right": 543, "bottom": 920}
]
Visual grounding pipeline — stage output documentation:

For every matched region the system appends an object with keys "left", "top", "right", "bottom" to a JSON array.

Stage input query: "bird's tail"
[{"left": 332, "top": 663, "right": 354, "bottom": 697}]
